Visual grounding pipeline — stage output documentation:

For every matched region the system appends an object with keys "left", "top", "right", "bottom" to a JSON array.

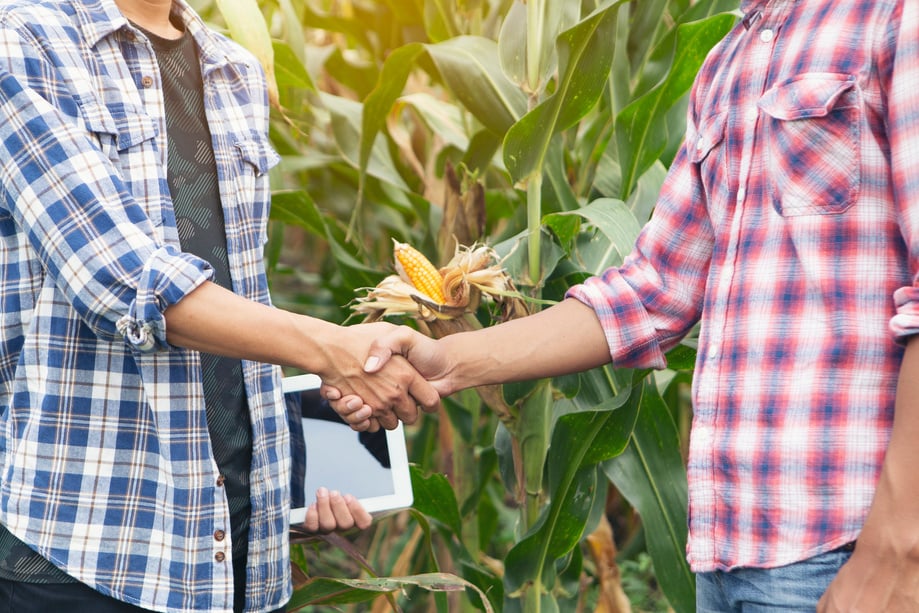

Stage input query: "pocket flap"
[
  {"left": 77, "top": 99, "right": 157, "bottom": 151},
  {"left": 689, "top": 110, "right": 727, "bottom": 164},
  {"left": 758, "top": 74, "right": 856, "bottom": 121},
  {"left": 235, "top": 138, "right": 281, "bottom": 176}
]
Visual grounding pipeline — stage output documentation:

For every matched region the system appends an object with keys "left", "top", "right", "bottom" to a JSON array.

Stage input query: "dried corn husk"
[{"left": 353, "top": 242, "right": 529, "bottom": 325}]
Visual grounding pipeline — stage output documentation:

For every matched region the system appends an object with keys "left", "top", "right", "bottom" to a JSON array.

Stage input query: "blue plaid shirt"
[{"left": 0, "top": 1, "right": 290, "bottom": 611}]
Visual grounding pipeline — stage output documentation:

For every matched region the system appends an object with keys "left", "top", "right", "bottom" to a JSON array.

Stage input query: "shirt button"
[
  {"left": 736, "top": 188, "right": 746, "bottom": 202},
  {"left": 707, "top": 345, "right": 719, "bottom": 359},
  {"left": 760, "top": 29, "right": 774, "bottom": 43},
  {"left": 215, "top": 551, "right": 226, "bottom": 563},
  {"left": 214, "top": 530, "right": 226, "bottom": 542},
  {"left": 746, "top": 107, "right": 758, "bottom": 122},
  {"left": 697, "top": 136, "right": 706, "bottom": 151},
  {"left": 216, "top": 475, "right": 226, "bottom": 487},
  {"left": 141, "top": 76, "right": 154, "bottom": 88}
]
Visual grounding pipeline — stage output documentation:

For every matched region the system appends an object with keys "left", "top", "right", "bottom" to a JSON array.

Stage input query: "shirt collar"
[
  {"left": 70, "top": 0, "right": 239, "bottom": 74},
  {"left": 70, "top": 0, "right": 129, "bottom": 49}
]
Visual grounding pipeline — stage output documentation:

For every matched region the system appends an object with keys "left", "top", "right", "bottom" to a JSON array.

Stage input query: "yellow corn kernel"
[{"left": 393, "top": 241, "right": 446, "bottom": 304}]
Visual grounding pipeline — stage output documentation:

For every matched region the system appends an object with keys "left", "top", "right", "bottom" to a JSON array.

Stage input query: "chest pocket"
[
  {"left": 77, "top": 97, "right": 163, "bottom": 228},
  {"left": 77, "top": 96, "right": 158, "bottom": 161},
  {"left": 758, "top": 74, "right": 860, "bottom": 217},
  {"left": 233, "top": 138, "right": 280, "bottom": 246}
]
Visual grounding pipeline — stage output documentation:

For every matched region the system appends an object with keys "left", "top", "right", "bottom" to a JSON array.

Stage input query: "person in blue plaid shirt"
[{"left": 0, "top": 0, "right": 439, "bottom": 612}]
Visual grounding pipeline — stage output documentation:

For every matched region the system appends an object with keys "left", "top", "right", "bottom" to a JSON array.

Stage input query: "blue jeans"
[{"left": 696, "top": 543, "right": 855, "bottom": 612}]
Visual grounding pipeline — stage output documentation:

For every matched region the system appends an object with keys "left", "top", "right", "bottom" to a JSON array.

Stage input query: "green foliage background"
[{"left": 191, "top": 1, "right": 741, "bottom": 610}]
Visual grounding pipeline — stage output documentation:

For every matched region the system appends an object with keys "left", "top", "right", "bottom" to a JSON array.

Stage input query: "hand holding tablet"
[{"left": 282, "top": 374, "right": 414, "bottom": 526}]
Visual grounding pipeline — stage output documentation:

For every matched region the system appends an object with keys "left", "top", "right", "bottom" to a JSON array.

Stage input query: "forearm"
[
  {"left": 859, "top": 335, "right": 919, "bottom": 552},
  {"left": 165, "top": 281, "right": 340, "bottom": 376},
  {"left": 165, "top": 282, "right": 440, "bottom": 420},
  {"left": 817, "top": 336, "right": 919, "bottom": 611},
  {"left": 438, "top": 298, "right": 612, "bottom": 392}
]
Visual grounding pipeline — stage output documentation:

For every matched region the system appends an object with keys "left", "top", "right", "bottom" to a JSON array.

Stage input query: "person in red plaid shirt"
[{"left": 330, "top": 0, "right": 919, "bottom": 610}]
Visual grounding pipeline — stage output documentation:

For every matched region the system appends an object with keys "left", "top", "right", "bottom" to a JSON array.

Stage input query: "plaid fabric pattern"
[
  {"left": 568, "top": 0, "right": 919, "bottom": 572},
  {"left": 0, "top": 1, "right": 289, "bottom": 611}
]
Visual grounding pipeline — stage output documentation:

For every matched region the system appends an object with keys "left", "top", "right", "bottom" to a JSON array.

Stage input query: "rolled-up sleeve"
[{"left": 566, "top": 146, "right": 714, "bottom": 369}]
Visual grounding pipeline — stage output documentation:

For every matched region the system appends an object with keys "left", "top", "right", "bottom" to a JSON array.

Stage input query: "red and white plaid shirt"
[{"left": 569, "top": 0, "right": 919, "bottom": 571}]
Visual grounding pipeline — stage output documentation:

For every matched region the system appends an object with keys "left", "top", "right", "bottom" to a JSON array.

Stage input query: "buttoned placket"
[
  {"left": 703, "top": 7, "right": 782, "bottom": 386},
  {"left": 214, "top": 475, "right": 230, "bottom": 563},
  {"left": 693, "top": 3, "right": 785, "bottom": 563}
]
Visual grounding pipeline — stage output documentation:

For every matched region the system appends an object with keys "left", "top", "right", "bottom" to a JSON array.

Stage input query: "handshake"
[
  {"left": 318, "top": 321, "right": 456, "bottom": 433},
  {"left": 314, "top": 298, "right": 612, "bottom": 433}
]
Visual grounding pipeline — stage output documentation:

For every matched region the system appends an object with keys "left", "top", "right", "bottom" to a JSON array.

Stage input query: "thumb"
[
  {"left": 363, "top": 327, "right": 415, "bottom": 373},
  {"left": 362, "top": 352, "right": 387, "bottom": 373}
]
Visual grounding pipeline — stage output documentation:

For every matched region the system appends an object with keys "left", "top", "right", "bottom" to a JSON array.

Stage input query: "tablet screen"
[{"left": 282, "top": 374, "right": 413, "bottom": 525}]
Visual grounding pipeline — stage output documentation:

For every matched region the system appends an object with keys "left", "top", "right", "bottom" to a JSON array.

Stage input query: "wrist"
[
  {"left": 857, "top": 468, "right": 919, "bottom": 561},
  {"left": 287, "top": 313, "right": 340, "bottom": 376},
  {"left": 436, "top": 333, "right": 478, "bottom": 393}
]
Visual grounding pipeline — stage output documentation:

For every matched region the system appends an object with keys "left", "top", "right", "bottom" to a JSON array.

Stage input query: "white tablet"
[{"left": 282, "top": 374, "right": 413, "bottom": 524}]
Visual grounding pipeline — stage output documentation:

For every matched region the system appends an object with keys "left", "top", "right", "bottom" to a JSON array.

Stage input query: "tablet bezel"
[{"left": 282, "top": 374, "right": 414, "bottom": 524}]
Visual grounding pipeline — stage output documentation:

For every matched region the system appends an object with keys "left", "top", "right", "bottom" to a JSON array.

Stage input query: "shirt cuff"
[
  {"left": 116, "top": 246, "right": 213, "bottom": 352},
  {"left": 566, "top": 270, "right": 667, "bottom": 370},
  {"left": 890, "top": 285, "right": 919, "bottom": 342}
]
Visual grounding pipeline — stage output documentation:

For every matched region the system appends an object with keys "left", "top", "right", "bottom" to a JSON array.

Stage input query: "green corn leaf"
[
  {"left": 288, "top": 572, "right": 494, "bottom": 611},
  {"left": 213, "top": 0, "right": 277, "bottom": 107},
  {"left": 503, "top": 387, "right": 640, "bottom": 593},
  {"left": 410, "top": 465, "right": 463, "bottom": 536},
  {"left": 503, "top": 3, "right": 622, "bottom": 185},
  {"left": 425, "top": 36, "right": 527, "bottom": 134},
  {"left": 604, "top": 377, "right": 694, "bottom": 613},
  {"left": 616, "top": 13, "right": 736, "bottom": 199}
]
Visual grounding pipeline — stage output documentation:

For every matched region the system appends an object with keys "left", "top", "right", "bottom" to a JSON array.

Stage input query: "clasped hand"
[{"left": 320, "top": 324, "right": 451, "bottom": 432}]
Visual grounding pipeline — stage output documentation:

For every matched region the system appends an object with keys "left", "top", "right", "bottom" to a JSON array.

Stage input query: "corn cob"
[{"left": 393, "top": 241, "right": 446, "bottom": 304}]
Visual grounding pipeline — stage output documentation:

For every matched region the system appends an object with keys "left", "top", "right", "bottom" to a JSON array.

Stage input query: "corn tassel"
[{"left": 393, "top": 241, "right": 446, "bottom": 304}]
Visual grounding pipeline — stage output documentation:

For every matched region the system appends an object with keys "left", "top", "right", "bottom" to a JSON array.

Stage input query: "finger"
[
  {"left": 349, "top": 411, "right": 383, "bottom": 433},
  {"left": 326, "top": 490, "right": 355, "bottom": 531},
  {"left": 314, "top": 486, "right": 336, "bottom": 533},
  {"left": 377, "top": 356, "right": 426, "bottom": 424},
  {"left": 303, "top": 502, "right": 320, "bottom": 532},
  {"left": 320, "top": 384, "right": 342, "bottom": 401},
  {"left": 363, "top": 354, "right": 385, "bottom": 374},
  {"left": 363, "top": 327, "right": 416, "bottom": 373},
  {"left": 329, "top": 396, "right": 380, "bottom": 432},
  {"left": 389, "top": 389, "right": 419, "bottom": 426},
  {"left": 408, "top": 375, "right": 440, "bottom": 413},
  {"left": 382, "top": 377, "right": 418, "bottom": 426},
  {"left": 329, "top": 398, "right": 381, "bottom": 433},
  {"left": 372, "top": 406, "right": 399, "bottom": 430},
  {"left": 330, "top": 396, "right": 375, "bottom": 429},
  {"left": 345, "top": 494, "right": 372, "bottom": 530},
  {"left": 364, "top": 414, "right": 382, "bottom": 433}
]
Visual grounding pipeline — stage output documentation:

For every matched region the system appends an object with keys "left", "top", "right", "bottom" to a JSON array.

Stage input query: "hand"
[
  {"left": 301, "top": 487, "right": 373, "bottom": 534},
  {"left": 362, "top": 325, "right": 453, "bottom": 392},
  {"left": 321, "top": 353, "right": 435, "bottom": 432},
  {"left": 817, "top": 541, "right": 919, "bottom": 611},
  {"left": 316, "top": 322, "right": 440, "bottom": 430},
  {"left": 324, "top": 326, "right": 453, "bottom": 431},
  {"left": 319, "top": 388, "right": 379, "bottom": 432}
]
